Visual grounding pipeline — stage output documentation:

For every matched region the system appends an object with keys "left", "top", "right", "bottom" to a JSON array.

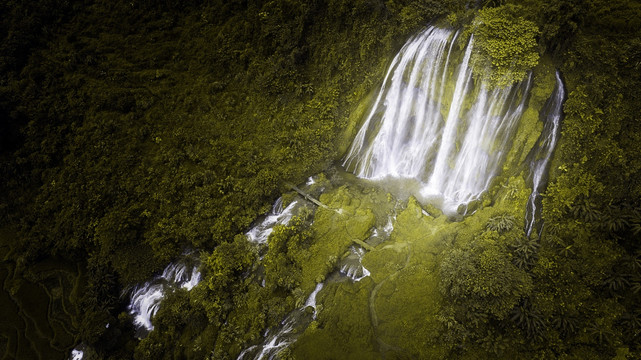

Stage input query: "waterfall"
[
  {"left": 304, "top": 283, "right": 324, "bottom": 317},
  {"left": 237, "top": 283, "right": 324, "bottom": 360},
  {"left": 343, "top": 26, "right": 532, "bottom": 214},
  {"left": 246, "top": 198, "right": 300, "bottom": 244},
  {"left": 70, "top": 347, "right": 84, "bottom": 360},
  {"left": 127, "top": 257, "right": 201, "bottom": 335},
  {"left": 339, "top": 247, "right": 371, "bottom": 282},
  {"left": 524, "top": 71, "right": 565, "bottom": 237}
]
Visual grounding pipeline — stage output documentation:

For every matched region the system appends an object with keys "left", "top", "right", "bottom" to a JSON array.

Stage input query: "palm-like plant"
[
  {"left": 569, "top": 197, "right": 601, "bottom": 222},
  {"left": 478, "top": 329, "right": 510, "bottom": 356},
  {"left": 501, "top": 181, "right": 519, "bottom": 200},
  {"left": 620, "top": 309, "right": 641, "bottom": 337},
  {"left": 587, "top": 321, "right": 614, "bottom": 345},
  {"left": 511, "top": 236, "right": 539, "bottom": 270},
  {"left": 602, "top": 203, "right": 630, "bottom": 233},
  {"left": 630, "top": 271, "right": 641, "bottom": 294},
  {"left": 487, "top": 214, "right": 515, "bottom": 233},
  {"left": 545, "top": 221, "right": 562, "bottom": 236},
  {"left": 601, "top": 270, "right": 630, "bottom": 293},
  {"left": 510, "top": 299, "right": 547, "bottom": 341},
  {"left": 544, "top": 234, "right": 576, "bottom": 257},
  {"left": 551, "top": 313, "right": 579, "bottom": 337}
]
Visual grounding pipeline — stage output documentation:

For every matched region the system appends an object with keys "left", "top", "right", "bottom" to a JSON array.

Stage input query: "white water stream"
[
  {"left": 127, "top": 259, "right": 201, "bottom": 334},
  {"left": 525, "top": 71, "right": 565, "bottom": 237},
  {"left": 246, "top": 198, "right": 300, "bottom": 244},
  {"left": 339, "top": 246, "right": 371, "bottom": 282},
  {"left": 237, "top": 283, "right": 324, "bottom": 360},
  {"left": 343, "top": 26, "right": 532, "bottom": 214},
  {"left": 113, "top": 25, "right": 565, "bottom": 360}
]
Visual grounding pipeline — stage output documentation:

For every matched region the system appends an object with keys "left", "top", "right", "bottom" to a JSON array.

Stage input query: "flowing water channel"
[
  {"left": 128, "top": 255, "right": 202, "bottom": 336},
  {"left": 524, "top": 71, "right": 565, "bottom": 237},
  {"left": 235, "top": 25, "right": 562, "bottom": 360},
  {"left": 343, "top": 26, "right": 534, "bottom": 215},
  {"left": 69, "top": 25, "right": 566, "bottom": 360}
]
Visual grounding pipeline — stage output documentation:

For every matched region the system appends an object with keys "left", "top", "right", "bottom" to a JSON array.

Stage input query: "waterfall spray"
[{"left": 343, "top": 26, "right": 532, "bottom": 214}]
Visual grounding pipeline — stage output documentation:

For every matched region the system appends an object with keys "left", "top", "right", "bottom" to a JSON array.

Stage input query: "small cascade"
[
  {"left": 129, "top": 285, "right": 164, "bottom": 331},
  {"left": 525, "top": 71, "right": 565, "bottom": 237},
  {"left": 304, "top": 282, "right": 324, "bottom": 317},
  {"left": 127, "top": 257, "right": 201, "bottom": 335},
  {"left": 383, "top": 215, "right": 395, "bottom": 236},
  {"left": 306, "top": 176, "right": 316, "bottom": 186},
  {"left": 238, "top": 283, "right": 324, "bottom": 360},
  {"left": 238, "top": 315, "right": 299, "bottom": 360},
  {"left": 339, "top": 247, "right": 371, "bottom": 282},
  {"left": 343, "top": 26, "right": 532, "bottom": 214},
  {"left": 70, "top": 346, "right": 84, "bottom": 360},
  {"left": 246, "top": 199, "right": 300, "bottom": 244}
]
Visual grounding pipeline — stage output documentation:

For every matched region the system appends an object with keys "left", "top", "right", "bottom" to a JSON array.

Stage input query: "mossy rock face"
[
  {"left": 530, "top": 59, "right": 558, "bottom": 108},
  {"left": 390, "top": 197, "right": 452, "bottom": 250},
  {"left": 372, "top": 265, "right": 447, "bottom": 358},
  {"left": 286, "top": 186, "right": 456, "bottom": 359},
  {"left": 361, "top": 246, "right": 409, "bottom": 283},
  {"left": 361, "top": 196, "right": 451, "bottom": 358},
  {"left": 502, "top": 59, "right": 556, "bottom": 174},
  {"left": 290, "top": 280, "right": 379, "bottom": 360},
  {"left": 300, "top": 185, "right": 377, "bottom": 292},
  {"left": 423, "top": 202, "right": 443, "bottom": 218},
  {"left": 391, "top": 197, "right": 431, "bottom": 242}
]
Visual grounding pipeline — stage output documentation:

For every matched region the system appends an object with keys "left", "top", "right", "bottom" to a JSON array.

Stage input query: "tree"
[{"left": 469, "top": 4, "right": 540, "bottom": 87}]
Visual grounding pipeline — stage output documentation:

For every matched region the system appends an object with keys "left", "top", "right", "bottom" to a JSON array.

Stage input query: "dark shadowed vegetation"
[{"left": 1, "top": 0, "right": 641, "bottom": 359}]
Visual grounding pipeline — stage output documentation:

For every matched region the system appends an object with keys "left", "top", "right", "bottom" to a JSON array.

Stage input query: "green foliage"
[
  {"left": 469, "top": 4, "right": 540, "bottom": 87},
  {"left": 535, "top": 2, "right": 641, "bottom": 354},
  {"left": 486, "top": 213, "right": 515, "bottom": 233},
  {"left": 2, "top": 0, "right": 641, "bottom": 359},
  {"left": 510, "top": 235, "right": 539, "bottom": 270},
  {"left": 1, "top": 1, "right": 457, "bottom": 355},
  {"left": 202, "top": 235, "right": 257, "bottom": 322},
  {"left": 135, "top": 289, "right": 213, "bottom": 360},
  {"left": 440, "top": 230, "right": 533, "bottom": 321},
  {"left": 509, "top": 299, "right": 546, "bottom": 340},
  {"left": 263, "top": 212, "right": 314, "bottom": 292}
]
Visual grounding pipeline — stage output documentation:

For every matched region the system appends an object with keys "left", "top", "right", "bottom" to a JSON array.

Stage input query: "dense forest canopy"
[{"left": 1, "top": 0, "right": 641, "bottom": 359}]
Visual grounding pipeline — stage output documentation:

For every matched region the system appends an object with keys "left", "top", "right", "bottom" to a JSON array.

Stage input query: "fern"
[
  {"left": 569, "top": 197, "right": 601, "bottom": 222},
  {"left": 511, "top": 236, "right": 539, "bottom": 270},
  {"left": 487, "top": 214, "right": 515, "bottom": 233},
  {"left": 601, "top": 271, "right": 630, "bottom": 292},
  {"left": 551, "top": 313, "right": 579, "bottom": 337},
  {"left": 510, "top": 300, "right": 547, "bottom": 340}
]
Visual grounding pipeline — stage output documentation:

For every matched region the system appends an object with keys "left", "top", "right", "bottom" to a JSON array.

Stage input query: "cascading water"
[
  {"left": 127, "top": 257, "right": 201, "bottom": 335},
  {"left": 70, "top": 346, "right": 84, "bottom": 360},
  {"left": 237, "top": 283, "right": 324, "bottom": 360},
  {"left": 343, "top": 26, "right": 532, "bottom": 214},
  {"left": 524, "top": 71, "right": 565, "bottom": 237},
  {"left": 236, "top": 26, "right": 566, "bottom": 359},
  {"left": 246, "top": 198, "right": 300, "bottom": 244},
  {"left": 304, "top": 282, "right": 324, "bottom": 318},
  {"left": 339, "top": 246, "right": 371, "bottom": 282}
]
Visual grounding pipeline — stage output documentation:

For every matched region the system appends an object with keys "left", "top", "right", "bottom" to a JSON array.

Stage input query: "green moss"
[
  {"left": 301, "top": 186, "right": 376, "bottom": 291},
  {"left": 502, "top": 59, "right": 557, "bottom": 174},
  {"left": 338, "top": 84, "right": 382, "bottom": 158},
  {"left": 373, "top": 266, "right": 447, "bottom": 358},
  {"left": 361, "top": 246, "right": 409, "bottom": 283},
  {"left": 364, "top": 197, "right": 454, "bottom": 357},
  {"left": 290, "top": 280, "right": 378, "bottom": 359},
  {"left": 468, "top": 4, "right": 540, "bottom": 88}
]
